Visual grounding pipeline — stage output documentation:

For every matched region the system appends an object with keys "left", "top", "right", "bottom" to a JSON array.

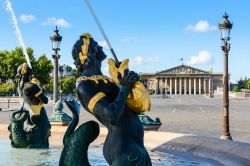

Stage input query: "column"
[
  {"left": 179, "top": 78, "right": 182, "bottom": 94},
  {"left": 148, "top": 81, "right": 151, "bottom": 90},
  {"left": 160, "top": 78, "right": 163, "bottom": 94},
  {"left": 184, "top": 78, "right": 187, "bottom": 95},
  {"left": 199, "top": 78, "right": 201, "bottom": 94},
  {"left": 209, "top": 77, "right": 211, "bottom": 94},
  {"left": 189, "top": 78, "right": 192, "bottom": 95},
  {"left": 194, "top": 78, "right": 196, "bottom": 95},
  {"left": 175, "top": 78, "right": 177, "bottom": 94},
  {"left": 204, "top": 78, "right": 207, "bottom": 94},
  {"left": 165, "top": 78, "right": 168, "bottom": 94},
  {"left": 170, "top": 78, "right": 172, "bottom": 95},
  {"left": 155, "top": 78, "right": 159, "bottom": 95}
]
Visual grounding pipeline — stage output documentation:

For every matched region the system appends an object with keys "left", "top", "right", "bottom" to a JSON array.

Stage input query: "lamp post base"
[
  {"left": 220, "top": 134, "right": 233, "bottom": 140},
  {"left": 49, "top": 111, "right": 72, "bottom": 126},
  {"left": 49, "top": 101, "right": 72, "bottom": 126}
]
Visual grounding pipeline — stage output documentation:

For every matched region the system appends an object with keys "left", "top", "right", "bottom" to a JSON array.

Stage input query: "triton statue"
[
  {"left": 70, "top": 33, "right": 152, "bottom": 165},
  {"left": 8, "top": 63, "right": 51, "bottom": 148}
]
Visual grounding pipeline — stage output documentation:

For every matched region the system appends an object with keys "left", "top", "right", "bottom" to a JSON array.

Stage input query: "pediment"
[{"left": 157, "top": 65, "right": 209, "bottom": 75}]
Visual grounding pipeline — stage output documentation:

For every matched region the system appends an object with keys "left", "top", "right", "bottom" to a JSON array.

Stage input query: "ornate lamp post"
[
  {"left": 50, "top": 26, "right": 62, "bottom": 108},
  {"left": 49, "top": 27, "right": 71, "bottom": 126},
  {"left": 219, "top": 13, "right": 233, "bottom": 140}
]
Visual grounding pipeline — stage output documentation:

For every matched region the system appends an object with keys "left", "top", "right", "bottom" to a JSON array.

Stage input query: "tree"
[
  {"left": 0, "top": 51, "right": 8, "bottom": 83},
  {"left": 4, "top": 47, "right": 33, "bottom": 87},
  {"left": 237, "top": 79, "right": 246, "bottom": 89},
  {"left": 246, "top": 80, "right": 250, "bottom": 90},
  {"left": 43, "top": 79, "right": 53, "bottom": 94},
  {"left": 0, "top": 47, "right": 52, "bottom": 91},
  {"left": 71, "top": 69, "right": 77, "bottom": 78},
  {"left": 62, "top": 77, "right": 76, "bottom": 94},
  {"left": 32, "top": 54, "right": 53, "bottom": 85},
  {"left": 233, "top": 85, "right": 240, "bottom": 92}
]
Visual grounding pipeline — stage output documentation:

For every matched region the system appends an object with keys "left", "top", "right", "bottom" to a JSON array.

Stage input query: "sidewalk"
[{"left": 1, "top": 124, "right": 250, "bottom": 166}]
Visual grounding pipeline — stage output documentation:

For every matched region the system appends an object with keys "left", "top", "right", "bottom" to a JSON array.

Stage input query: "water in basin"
[{"left": 0, "top": 140, "right": 214, "bottom": 166}]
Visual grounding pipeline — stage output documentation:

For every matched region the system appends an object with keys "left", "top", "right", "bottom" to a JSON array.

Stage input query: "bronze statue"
[
  {"left": 8, "top": 64, "right": 51, "bottom": 148},
  {"left": 71, "top": 33, "right": 152, "bottom": 165},
  {"left": 16, "top": 63, "right": 32, "bottom": 96}
]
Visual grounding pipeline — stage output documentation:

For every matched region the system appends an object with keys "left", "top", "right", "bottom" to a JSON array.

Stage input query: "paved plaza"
[
  {"left": 147, "top": 95, "right": 250, "bottom": 143},
  {"left": 1, "top": 94, "right": 250, "bottom": 143}
]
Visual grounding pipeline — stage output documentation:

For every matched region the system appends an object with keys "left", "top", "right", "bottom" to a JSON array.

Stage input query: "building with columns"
[{"left": 140, "top": 65, "right": 224, "bottom": 95}]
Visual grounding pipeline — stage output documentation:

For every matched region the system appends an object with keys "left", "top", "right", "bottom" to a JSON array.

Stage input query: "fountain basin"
[{"left": 1, "top": 125, "right": 249, "bottom": 165}]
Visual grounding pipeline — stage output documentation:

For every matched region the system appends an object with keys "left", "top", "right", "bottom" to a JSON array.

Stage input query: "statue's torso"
[
  {"left": 76, "top": 77, "right": 145, "bottom": 164},
  {"left": 23, "top": 83, "right": 42, "bottom": 105}
]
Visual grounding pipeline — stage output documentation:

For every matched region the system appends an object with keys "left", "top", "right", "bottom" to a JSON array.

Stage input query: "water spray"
[{"left": 5, "top": 0, "right": 32, "bottom": 68}]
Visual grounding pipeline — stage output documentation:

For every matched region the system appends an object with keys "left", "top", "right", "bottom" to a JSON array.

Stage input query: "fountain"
[{"left": 5, "top": 0, "right": 31, "bottom": 68}]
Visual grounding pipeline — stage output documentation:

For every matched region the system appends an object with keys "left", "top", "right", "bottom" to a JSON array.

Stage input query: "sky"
[{"left": 0, "top": 0, "right": 249, "bottom": 81}]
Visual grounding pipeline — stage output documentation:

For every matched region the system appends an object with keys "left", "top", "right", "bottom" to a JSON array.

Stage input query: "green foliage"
[
  {"left": 247, "top": 80, "right": 250, "bottom": 90},
  {"left": 71, "top": 69, "right": 77, "bottom": 78},
  {"left": 0, "top": 47, "right": 52, "bottom": 91},
  {"left": 140, "top": 75, "right": 147, "bottom": 81},
  {"left": 43, "top": 77, "right": 76, "bottom": 95},
  {"left": 0, "top": 83, "right": 15, "bottom": 92},
  {"left": 62, "top": 77, "right": 76, "bottom": 94},
  {"left": 233, "top": 85, "right": 240, "bottom": 92},
  {"left": 43, "top": 79, "right": 53, "bottom": 94},
  {"left": 0, "top": 47, "right": 36, "bottom": 86},
  {"left": 0, "top": 83, "right": 15, "bottom": 96},
  {"left": 0, "top": 51, "right": 8, "bottom": 83},
  {"left": 237, "top": 79, "right": 246, "bottom": 89},
  {"left": 33, "top": 54, "right": 53, "bottom": 85}
]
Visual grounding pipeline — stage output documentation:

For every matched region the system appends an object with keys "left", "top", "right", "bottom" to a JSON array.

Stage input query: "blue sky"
[{"left": 0, "top": 0, "right": 249, "bottom": 81}]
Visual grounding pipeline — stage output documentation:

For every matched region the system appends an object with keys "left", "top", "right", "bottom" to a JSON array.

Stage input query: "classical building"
[
  {"left": 50, "top": 64, "right": 74, "bottom": 78},
  {"left": 140, "top": 65, "right": 224, "bottom": 95}
]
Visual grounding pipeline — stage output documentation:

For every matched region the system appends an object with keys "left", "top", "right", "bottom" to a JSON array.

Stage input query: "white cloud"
[
  {"left": 133, "top": 56, "right": 143, "bottom": 65},
  {"left": 187, "top": 51, "right": 214, "bottom": 65},
  {"left": 42, "top": 17, "right": 70, "bottom": 28},
  {"left": 98, "top": 40, "right": 109, "bottom": 49},
  {"left": 130, "top": 56, "right": 160, "bottom": 66},
  {"left": 20, "top": 14, "right": 36, "bottom": 23},
  {"left": 101, "top": 59, "right": 109, "bottom": 76},
  {"left": 186, "top": 20, "right": 216, "bottom": 32}
]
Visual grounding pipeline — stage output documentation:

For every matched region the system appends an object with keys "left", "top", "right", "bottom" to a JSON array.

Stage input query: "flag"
[{"left": 179, "top": 58, "right": 183, "bottom": 61}]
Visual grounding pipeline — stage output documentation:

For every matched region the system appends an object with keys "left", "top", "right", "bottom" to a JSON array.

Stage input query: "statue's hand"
[{"left": 118, "top": 69, "right": 139, "bottom": 91}]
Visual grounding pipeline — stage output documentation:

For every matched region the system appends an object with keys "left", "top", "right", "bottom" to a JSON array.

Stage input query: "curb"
[{"left": 153, "top": 135, "right": 250, "bottom": 166}]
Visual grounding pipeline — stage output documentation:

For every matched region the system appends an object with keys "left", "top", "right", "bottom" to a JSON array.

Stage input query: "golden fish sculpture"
[{"left": 108, "top": 58, "right": 151, "bottom": 113}]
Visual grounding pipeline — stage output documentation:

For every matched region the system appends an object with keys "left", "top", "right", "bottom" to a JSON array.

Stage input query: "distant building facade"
[
  {"left": 50, "top": 64, "right": 74, "bottom": 78},
  {"left": 140, "top": 65, "right": 225, "bottom": 95}
]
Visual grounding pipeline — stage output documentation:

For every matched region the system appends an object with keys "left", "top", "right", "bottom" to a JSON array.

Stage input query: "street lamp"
[
  {"left": 50, "top": 26, "right": 62, "bottom": 109},
  {"left": 49, "top": 27, "right": 71, "bottom": 126},
  {"left": 219, "top": 13, "right": 233, "bottom": 140}
]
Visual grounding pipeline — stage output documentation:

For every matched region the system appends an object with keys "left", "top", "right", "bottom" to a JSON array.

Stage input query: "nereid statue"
[{"left": 68, "top": 33, "right": 152, "bottom": 165}]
